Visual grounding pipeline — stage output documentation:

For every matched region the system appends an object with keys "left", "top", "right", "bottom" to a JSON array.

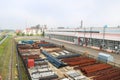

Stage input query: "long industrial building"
[{"left": 45, "top": 27, "right": 120, "bottom": 54}]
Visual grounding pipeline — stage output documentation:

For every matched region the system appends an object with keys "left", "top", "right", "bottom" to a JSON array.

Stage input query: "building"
[
  {"left": 22, "top": 25, "right": 47, "bottom": 35},
  {"left": 45, "top": 27, "right": 120, "bottom": 53}
]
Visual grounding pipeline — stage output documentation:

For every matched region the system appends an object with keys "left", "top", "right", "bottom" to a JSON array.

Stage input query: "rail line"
[{"left": 8, "top": 39, "right": 14, "bottom": 80}]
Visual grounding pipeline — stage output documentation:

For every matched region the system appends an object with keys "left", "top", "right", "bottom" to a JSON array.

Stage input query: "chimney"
[{"left": 80, "top": 20, "right": 83, "bottom": 28}]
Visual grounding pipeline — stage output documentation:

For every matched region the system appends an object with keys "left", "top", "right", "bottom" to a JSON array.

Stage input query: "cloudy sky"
[{"left": 0, "top": 0, "right": 120, "bottom": 30}]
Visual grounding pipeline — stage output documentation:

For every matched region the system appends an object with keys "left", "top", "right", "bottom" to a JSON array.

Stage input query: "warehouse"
[{"left": 45, "top": 27, "right": 120, "bottom": 53}]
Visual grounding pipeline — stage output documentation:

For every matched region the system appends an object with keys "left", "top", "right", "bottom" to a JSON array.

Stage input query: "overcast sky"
[{"left": 0, "top": 0, "right": 120, "bottom": 30}]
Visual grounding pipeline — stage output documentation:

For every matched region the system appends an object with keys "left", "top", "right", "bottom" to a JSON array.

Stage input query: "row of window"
[{"left": 46, "top": 34, "right": 120, "bottom": 51}]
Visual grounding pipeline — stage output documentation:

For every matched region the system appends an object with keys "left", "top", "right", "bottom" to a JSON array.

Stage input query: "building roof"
[{"left": 46, "top": 32, "right": 120, "bottom": 41}]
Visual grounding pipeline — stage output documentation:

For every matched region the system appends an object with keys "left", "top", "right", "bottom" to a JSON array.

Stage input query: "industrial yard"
[
  {"left": 17, "top": 40, "right": 88, "bottom": 80},
  {"left": 16, "top": 38, "right": 120, "bottom": 80},
  {"left": 0, "top": 34, "right": 119, "bottom": 80},
  {"left": 1, "top": 0, "right": 120, "bottom": 80},
  {"left": 0, "top": 28, "right": 120, "bottom": 80}
]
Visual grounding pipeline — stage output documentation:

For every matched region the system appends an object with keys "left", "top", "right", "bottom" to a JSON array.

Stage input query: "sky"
[{"left": 0, "top": 0, "right": 120, "bottom": 30}]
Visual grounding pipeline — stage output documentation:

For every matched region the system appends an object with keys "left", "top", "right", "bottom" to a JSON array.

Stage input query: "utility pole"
[
  {"left": 102, "top": 25, "right": 107, "bottom": 49},
  {"left": 90, "top": 27, "right": 92, "bottom": 46},
  {"left": 80, "top": 20, "right": 83, "bottom": 28},
  {"left": 84, "top": 27, "right": 86, "bottom": 46}
]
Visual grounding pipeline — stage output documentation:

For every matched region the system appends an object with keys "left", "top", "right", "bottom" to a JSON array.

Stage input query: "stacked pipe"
[
  {"left": 86, "top": 67, "right": 118, "bottom": 77},
  {"left": 18, "top": 49, "right": 40, "bottom": 59},
  {"left": 67, "top": 59, "right": 96, "bottom": 66},
  {"left": 88, "top": 67, "right": 120, "bottom": 80},
  {"left": 74, "top": 62, "right": 97, "bottom": 69},
  {"left": 80, "top": 63, "right": 112, "bottom": 74},
  {"left": 62, "top": 56, "right": 87, "bottom": 62},
  {"left": 22, "top": 54, "right": 40, "bottom": 59},
  {"left": 18, "top": 48, "right": 29, "bottom": 53},
  {"left": 93, "top": 69, "right": 120, "bottom": 80},
  {"left": 62, "top": 56, "right": 120, "bottom": 80},
  {"left": 62, "top": 57, "right": 96, "bottom": 66},
  {"left": 17, "top": 44, "right": 32, "bottom": 49}
]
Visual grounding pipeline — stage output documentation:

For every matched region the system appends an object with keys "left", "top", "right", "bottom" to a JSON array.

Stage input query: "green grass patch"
[
  {"left": 0, "top": 36, "right": 18, "bottom": 80},
  {"left": 0, "top": 36, "right": 11, "bottom": 56},
  {"left": 0, "top": 36, "right": 12, "bottom": 79}
]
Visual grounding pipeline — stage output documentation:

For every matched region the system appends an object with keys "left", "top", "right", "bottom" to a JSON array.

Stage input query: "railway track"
[
  {"left": 8, "top": 38, "right": 16, "bottom": 80},
  {"left": 8, "top": 39, "right": 13, "bottom": 80}
]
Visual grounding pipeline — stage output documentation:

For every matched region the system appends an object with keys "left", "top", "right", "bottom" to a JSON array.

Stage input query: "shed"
[{"left": 98, "top": 53, "right": 114, "bottom": 62}]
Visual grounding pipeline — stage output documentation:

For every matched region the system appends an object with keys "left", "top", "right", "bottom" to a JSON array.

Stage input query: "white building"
[{"left": 22, "top": 26, "right": 47, "bottom": 35}]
